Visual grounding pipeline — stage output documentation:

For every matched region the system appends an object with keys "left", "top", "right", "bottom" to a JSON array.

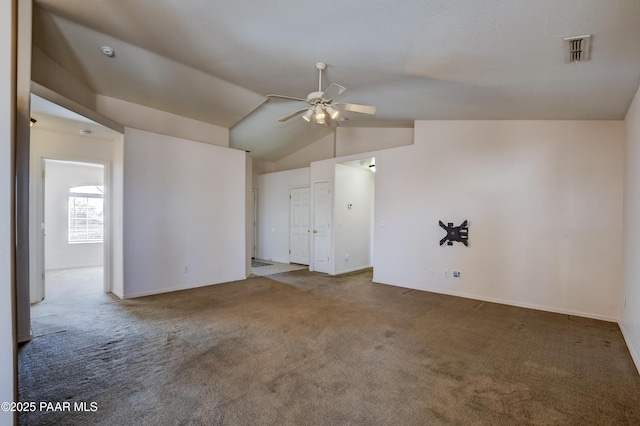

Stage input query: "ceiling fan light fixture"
[
  {"left": 302, "top": 108, "right": 313, "bottom": 122},
  {"left": 326, "top": 105, "right": 339, "bottom": 120},
  {"left": 315, "top": 105, "right": 325, "bottom": 124},
  {"left": 271, "top": 62, "right": 376, "bottom": 126}
]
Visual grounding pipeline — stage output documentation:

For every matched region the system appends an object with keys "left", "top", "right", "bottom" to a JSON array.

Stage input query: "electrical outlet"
[
  {"left": 428, "top": 268, "right": 434, "bottom": 276},
  {"left": 345, "top": 254, "right": 350, "bottom": 261},
  {"left": 444, "top": 270, "right": 449, "bottom": 278},
  {"left": 184, "top": 266, "right": 189, "bottom": 273},
  {"left": 453, "top": 270, "right": 461, "bottom": 279}
]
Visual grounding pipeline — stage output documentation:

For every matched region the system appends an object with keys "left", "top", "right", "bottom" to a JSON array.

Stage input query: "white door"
[
  {"left": 35, "top": 159, "right": 47, "bottom": 302},
  {"left": 313, "top": 181, "right": 331, "bottom": 273},
  {"left": 289, "top": 187, "right": 310, "bottom": 265}
]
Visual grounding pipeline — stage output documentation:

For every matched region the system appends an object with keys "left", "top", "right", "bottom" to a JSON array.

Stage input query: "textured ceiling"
[{"left": 33, "top": 0, "right": 640, "bottom": 161}]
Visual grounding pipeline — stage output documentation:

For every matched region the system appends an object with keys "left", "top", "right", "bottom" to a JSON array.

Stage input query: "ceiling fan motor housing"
[{"left": 306, "top": 91, "right": 324, "bottom": 104}]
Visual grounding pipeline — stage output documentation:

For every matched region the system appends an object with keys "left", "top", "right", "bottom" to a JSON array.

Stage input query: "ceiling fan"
[{"left": 267, "top": 62, "right": 376, "bottom": 127}]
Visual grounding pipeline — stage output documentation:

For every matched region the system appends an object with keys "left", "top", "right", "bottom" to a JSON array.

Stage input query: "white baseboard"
[
  {"left": 618, "top": 321, "right": 640, "bottom": 375},
  {"left": 122, "top": 275, "right": 245, "bottom": 299},
  {"left": 372, "top": 278, "right": 618, "bottom": 323},
  {"left": 110, "top": 289, "right": 124, "bottom": 299},
  {"left": 332, "top": 265, "right": 372, "bottom": 276}
]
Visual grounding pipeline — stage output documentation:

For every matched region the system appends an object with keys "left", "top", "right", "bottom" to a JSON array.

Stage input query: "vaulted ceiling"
[{"left": 33, "top": 0, "right": 640, "bottom": 161}]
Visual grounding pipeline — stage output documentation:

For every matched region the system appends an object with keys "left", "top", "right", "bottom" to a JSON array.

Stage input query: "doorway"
[
  {"left": 333, "top": 157, "right": 376, "bottom": 274},
  {"left": 38, "top": 159, "right": 106, "bottom": 302},
  {"left": 29, "top": 92, "right": 124, "bottom": 306}
]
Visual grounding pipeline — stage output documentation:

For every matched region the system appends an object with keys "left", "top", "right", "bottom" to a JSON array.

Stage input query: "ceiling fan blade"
[
  {"left": 278, "top": 108, "right": 310, "bottom": 122},
  {"left": 267, "top": 94, "right": 307, "bottom": 102},
  {"left": 321, "top": 83, "right": 346, "bottom": 101},
  {"left": 340, "top": 103, "right": 377, "bottom": 115}
]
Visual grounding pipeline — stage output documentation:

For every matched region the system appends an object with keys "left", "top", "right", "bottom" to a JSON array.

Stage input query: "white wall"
[
  {"left": 15, "top": 0, "right": 32, "bottom": 346},
  {"left": 622, "top": 85, "right": 640, "bottom": 372},
  {"left": 122, "top": 128, "right": 247, "bottom": 298},
  {"left": 30, "top": 128, "right": 123, "bottom": 302},
  {"left": 97, "top": 95, "right": 229, "bottom": 148},
  {"left": 44, "top": 160, "right": 104, "bottom": 270},
  {"left": 336, "top": 127, "right": 414, "bottom": 157},
  {"left": 257, "top": 168, "right": 310, "bottom": 263},
  {"left": 258, "top": 128, "right": 413, "bottom": 176},
  {"left": 334, "top": 164, "right": 374, "bottom": 274},
  {"left": 264, "top": 133, "right": 335, "bottom": 173},
  {"left": 374, "top": 121, "right": 624, "bottom": 321},
  {"left": 111, "top": 135, "right": 125, "bottom": 297},
  {"left": 0, "top": 0, "right": 16, "bottom": 422}
]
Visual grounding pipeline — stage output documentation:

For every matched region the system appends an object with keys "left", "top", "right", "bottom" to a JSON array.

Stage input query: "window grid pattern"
[{"left": 68, "top": 193, "right": 103, "bottom": 242}]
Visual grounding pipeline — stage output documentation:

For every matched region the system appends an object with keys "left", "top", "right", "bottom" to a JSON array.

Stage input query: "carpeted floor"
[{"left": 19, "top": 268, "right": 640, "bottom": 425}]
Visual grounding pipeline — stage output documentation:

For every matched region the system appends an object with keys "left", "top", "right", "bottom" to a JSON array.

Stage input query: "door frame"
[
  {"left": 33, "top": 157, "right": 111, "bottom": 302},
  {"left": 252, "top": 189, "right": 257, "bottom": 259}
]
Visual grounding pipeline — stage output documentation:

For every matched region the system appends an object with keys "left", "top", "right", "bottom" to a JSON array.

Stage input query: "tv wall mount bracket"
[{"left": 439, "top": 220, "right": 469, "bottom": 247}]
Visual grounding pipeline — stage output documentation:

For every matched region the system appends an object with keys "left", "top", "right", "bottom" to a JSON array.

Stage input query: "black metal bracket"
[{"left": 439, "top": 220, "right": 469, "bottom": 247}]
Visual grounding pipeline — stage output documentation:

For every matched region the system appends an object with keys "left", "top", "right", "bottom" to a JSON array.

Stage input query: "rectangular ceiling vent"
[{"left": 564, "top": 35, "right": 591, "bottom": 63}]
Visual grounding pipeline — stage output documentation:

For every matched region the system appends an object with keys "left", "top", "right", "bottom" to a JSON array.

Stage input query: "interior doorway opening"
[
  {"left": 39, "top": 159, "right": 106, "bottom": 302},
  {"left": 332, "top": 156, "right": 375, "bottom": 275},
  {"left": 29, "top": 92, "right": 124, "bottom": 307}
]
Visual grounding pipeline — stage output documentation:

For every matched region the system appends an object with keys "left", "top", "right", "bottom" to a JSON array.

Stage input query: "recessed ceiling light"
[
  {"left": 80, "top": 129, "right": 92, "bottom": 136},
  {"left": 101, "top": 46, "right": 115, "bottom": 58}
]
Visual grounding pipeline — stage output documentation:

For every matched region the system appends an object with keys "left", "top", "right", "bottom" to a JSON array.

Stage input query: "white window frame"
[{"left": 68, "top": 185, "right": 104, "bottom": 244}]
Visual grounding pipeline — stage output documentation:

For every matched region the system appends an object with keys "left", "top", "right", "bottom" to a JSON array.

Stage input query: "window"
[{"left": 68, "top": 185, "right": 104, "bottom": 243}]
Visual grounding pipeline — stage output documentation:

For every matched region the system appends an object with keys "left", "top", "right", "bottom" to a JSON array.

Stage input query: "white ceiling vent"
[{"left": 564, "top": 35, "right": 591, "bottom": 63}]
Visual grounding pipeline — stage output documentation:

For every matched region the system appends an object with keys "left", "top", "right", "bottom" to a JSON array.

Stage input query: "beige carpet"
[{"left": 19, "top": 268, "right": 640, "bottom": 425}]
